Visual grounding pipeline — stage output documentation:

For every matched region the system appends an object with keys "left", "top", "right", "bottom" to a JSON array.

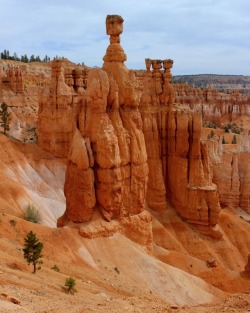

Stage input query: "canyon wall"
[
  {"left": 207, "top": 139, "right": 250, "bottom": 213},
  {"left": 0, "top": 60, "right": 51, "bottom": 142},
  {"left": 174, "top": 84, "right": 250, "bottom": 213},
  {"left": 139, "top": 60, "right": 221, "bottom": 236},
  {"left": 173, "top": 83, "right": 250, "bottom": 125}
]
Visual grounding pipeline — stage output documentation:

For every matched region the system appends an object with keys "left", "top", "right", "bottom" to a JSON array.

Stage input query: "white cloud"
[{"left": 0, "top": 0, "right": 249, "bottom": 74}]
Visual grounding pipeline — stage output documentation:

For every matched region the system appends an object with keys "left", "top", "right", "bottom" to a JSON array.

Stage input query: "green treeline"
[{"left": 0, "top": 49, "right": 60, "bottom": 63}]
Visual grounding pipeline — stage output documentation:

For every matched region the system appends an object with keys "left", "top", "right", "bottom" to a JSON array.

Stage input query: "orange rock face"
[
  {"left": 57, "top": 129, "right": 96, "bottom": 225},
  {"left": 138, "top": 60, "right": 221, "bottom": 235},
  {"left": 211, "top": 150, "right": 250, "bottom": 213},
  {"left": 57, "top": 15, "right": 148, "bottom": 225},
  {"left": 37, "top": 60, "right": 76, "bottom": 157},
  {"left": 174, "top": 83, "right": 250, "bottom": 125},
  {"left": 3, "top": 66, "right": 24, "bottom": 93},
  {"left": 0, "top": 60, "right": 51, "bottom": 142},
  {"left": 40, "top": 15, "right": 221, "bottom": 236}
]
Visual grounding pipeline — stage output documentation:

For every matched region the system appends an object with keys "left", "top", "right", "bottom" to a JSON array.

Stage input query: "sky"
[{"left": 0, "top": 0, "right": 249, "bottom": 75}]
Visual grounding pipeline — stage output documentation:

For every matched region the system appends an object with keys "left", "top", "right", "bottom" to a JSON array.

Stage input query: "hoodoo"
[
  {"left": 43, "top": 15, "right": 221, "bottom": 238},
  {"left": 57, "top": 15, "right": 150, "bottom": 239}
]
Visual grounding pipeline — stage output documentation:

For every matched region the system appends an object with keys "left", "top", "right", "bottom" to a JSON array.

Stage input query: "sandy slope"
[
  {"left": 0, "top": 134, "right": 66, "bottom": 226},
  {"left": 0, "top": 134, "right": 250, "bottom": 312}
]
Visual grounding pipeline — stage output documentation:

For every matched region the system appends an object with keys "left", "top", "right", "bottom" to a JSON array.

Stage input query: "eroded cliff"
[{"left": 35, "top": 15, "right": 222, "bottom": 239}]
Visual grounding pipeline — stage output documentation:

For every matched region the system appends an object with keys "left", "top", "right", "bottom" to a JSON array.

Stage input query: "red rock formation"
[
  {"left": 57, "top": 15, "right": 149, "bottom": 225},
  {"left": 166, "top": 110, "right": 221, "bottom": 236},
  {"left": 57, "top": 129, "right": 95, "bottom": 225},
  {"left": 49, "top": 15, "right": 222, "bottom": 237},
  {"left": 139, "top": 59, "right": 221, "bottom": 236},
  {"left": 174, "top": 84, "right": 250, "bottom": 125},
  {"left": 37, "top": 59, "right": 76, "bottom": 157},
  {"left": 211, "top": 150, "right": 250, "bottom": 213},
  {"left": 3, "top": 66, "right": 24, "bottom": 93}
]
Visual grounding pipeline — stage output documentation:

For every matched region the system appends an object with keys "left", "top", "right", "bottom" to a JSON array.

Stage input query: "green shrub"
[
  {"left": 51, "top": 264, "right": 60, "bottom": 272},
  {"left": 65, "top": 277, "right": 77, "bottom": 294},
  {"left": 223, "top": 123, "right": 242, "bottom": 134},
  {"left": 23, "top": 204, "right": 41, "bottom": 223}
]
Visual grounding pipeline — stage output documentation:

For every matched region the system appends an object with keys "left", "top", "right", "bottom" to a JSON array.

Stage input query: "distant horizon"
[{"left": 1, "top": 52, "right": 249, "bottom": 77}]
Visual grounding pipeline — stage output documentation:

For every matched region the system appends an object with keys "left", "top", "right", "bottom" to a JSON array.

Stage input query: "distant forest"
[{"left": 0, "top": 50, "right": 61, "bottom": 63}]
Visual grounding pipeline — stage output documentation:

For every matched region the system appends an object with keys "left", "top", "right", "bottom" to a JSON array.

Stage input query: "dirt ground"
[{"left": 0, "top": 134, "right": 250, "bottom": 312}]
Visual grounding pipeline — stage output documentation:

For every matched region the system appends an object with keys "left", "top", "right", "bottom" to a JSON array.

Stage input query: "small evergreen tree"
[
  {"left": 65, "top": 277, "right": 77, "bottom": 294},
  {"left": 23, "top": 231, "right": 43, "bottom": 273},
  {"left": 0, "top": 102, "right": 11, "bottom": 135}
]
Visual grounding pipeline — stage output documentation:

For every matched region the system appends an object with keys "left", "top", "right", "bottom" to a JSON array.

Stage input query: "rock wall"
[
  {"left": 210, "top": 147, "right": 250, "bottom": 213},
  {"left": 139, "top": 60, "right": 221, "bottom": 236},
  {"left": 0, "top": 60, "right": 51, "bottom": 142},
  {"left": 173, "top": 83, "right": 250, "bottom": 215},
  {"left": 173, "top": 83, "right": 250, "bottom": 125},
  {"left": 37, "top": 60, "right": 76, "bottom": 157},
  {"left": 2, "top": 66, "right": 24, "bottom": 93}
]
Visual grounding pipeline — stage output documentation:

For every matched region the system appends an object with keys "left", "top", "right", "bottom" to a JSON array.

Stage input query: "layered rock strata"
[
  {"left": 2, "top": 66, "right": 24, "bottom": 93},
  {"left": 173, "top": 84, "right": 250, "bottom": 125},
  {"left": 38, "top": 60, "right": 76, "bottom": 157},
  {"left": 58, "top": 15, "right": 149, "bottom": 226},
  {"left": 36, "top": 15, "right": 222, "bottom": 237},
  {"left": 208, "top": 139, "right": 250, "bottom": 212},
  {"left": 140, "top": 60, "right": 221, "bottom": 235}
]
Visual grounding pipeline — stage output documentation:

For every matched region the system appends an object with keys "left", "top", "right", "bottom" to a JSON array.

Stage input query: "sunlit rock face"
[
  {"left": 138, "top": 59, "right": 221, "bottom": 237},
  {"left": 57, "top": 15, "right": 149, "bottom": 227},
  {"left": 173, "top": 83, "right": 250, "bottom": 125},
  {"left": 36, "top": 15, "right": 221, "bottom": 238},
  {"left": 211, "top": 150, "right": 250, "bottom": 213},
  {"left": 37, "top": 59, "right": 75, "bottom": 158}
]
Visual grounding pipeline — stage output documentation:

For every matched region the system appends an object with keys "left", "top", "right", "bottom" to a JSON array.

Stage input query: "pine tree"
[
  {"left": 23, "top": 231, "right": 43, "bottom": 273},
  {"left": 0, "top": 102, "right": 11, "bottom": 135}
]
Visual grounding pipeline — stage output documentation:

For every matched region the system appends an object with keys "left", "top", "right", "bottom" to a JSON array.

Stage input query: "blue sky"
[{"left": 0, "top": 0, "right": 249, "bottom": 75}]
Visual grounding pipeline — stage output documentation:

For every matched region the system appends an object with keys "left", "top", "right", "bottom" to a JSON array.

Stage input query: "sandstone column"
[
  {"left": 38, "top": 59, "right": 74, "bottom": 157},
  {"left": 102, "top": 15, "right": 149, "bottom": 217}
]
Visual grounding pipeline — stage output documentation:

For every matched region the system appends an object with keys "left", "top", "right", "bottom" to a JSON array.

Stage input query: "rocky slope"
[{"left": 0, "top": 135, "right": 249, "bottom": 312}]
